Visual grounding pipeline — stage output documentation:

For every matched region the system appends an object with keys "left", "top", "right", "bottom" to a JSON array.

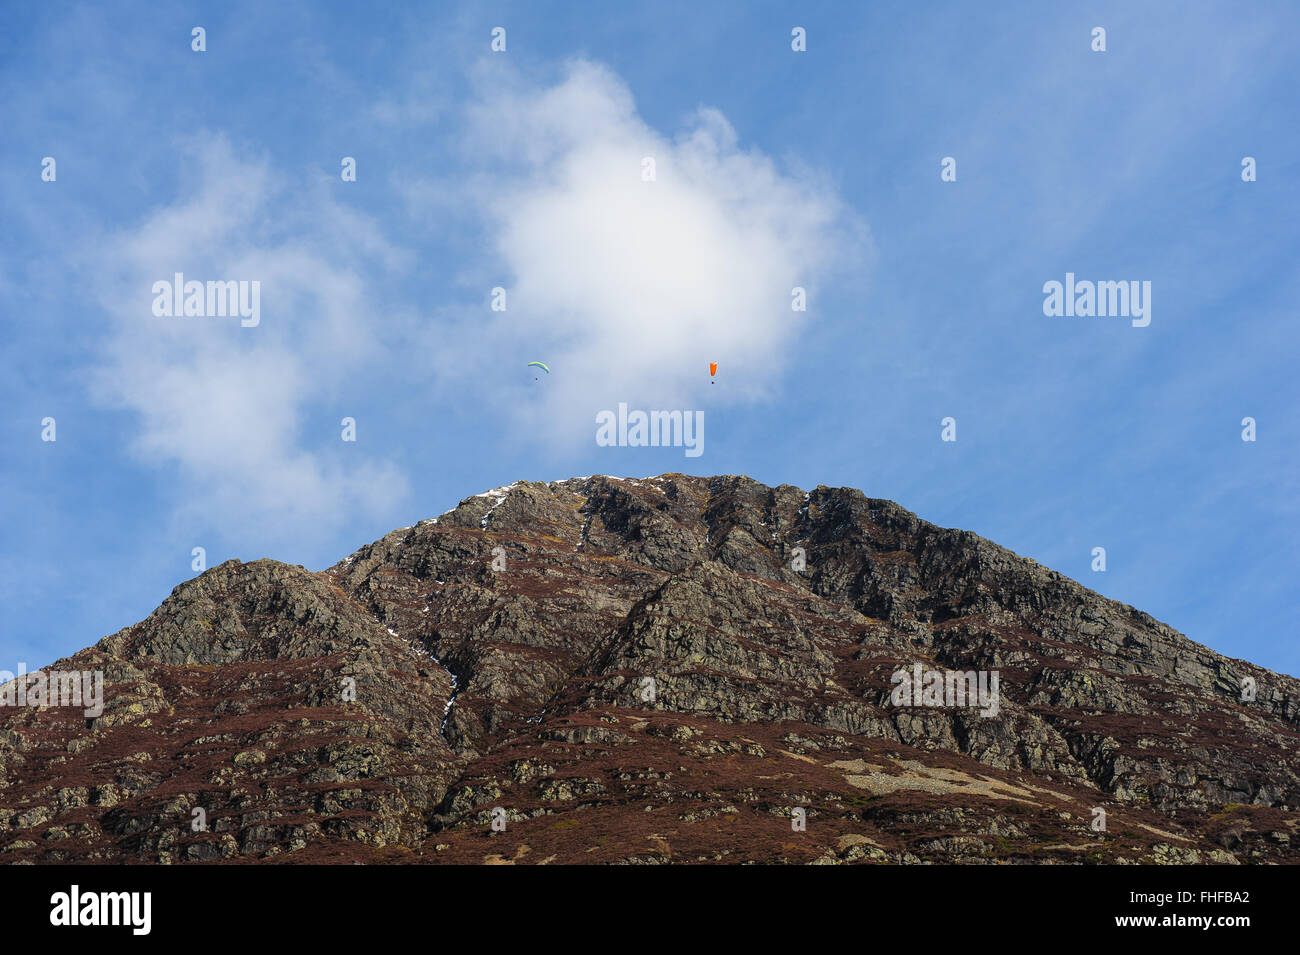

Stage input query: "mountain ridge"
[{"left": 2, "top": 473, "right": 1296, "bottom": 864}]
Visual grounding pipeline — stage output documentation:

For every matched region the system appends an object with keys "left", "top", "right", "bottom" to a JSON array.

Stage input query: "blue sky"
[{"left": 2, "top": 1, "right": 1296, "bottom": 677}]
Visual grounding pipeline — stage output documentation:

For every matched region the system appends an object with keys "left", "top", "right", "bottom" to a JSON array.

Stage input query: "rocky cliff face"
[{"left": 2, "top": 474, "right": 1296, "bottom": 864}]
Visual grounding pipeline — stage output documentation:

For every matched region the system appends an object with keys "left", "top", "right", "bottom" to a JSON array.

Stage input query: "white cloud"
[
  {"left": 430, "top": 60, "right": 868, "bottom": 444},
  {"left": 88, "top": 133, "right": 408, "bottom": 536},
  {"left": 82, "top": 61, "right": 866, "bottom": 534}
]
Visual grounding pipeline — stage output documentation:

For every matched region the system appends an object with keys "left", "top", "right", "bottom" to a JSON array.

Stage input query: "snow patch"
[
  {"left": 473, "top": 481, "right": 521, "bottom": 499},
  {"left": 438, "top": 663, "right": 461, "bottom": 728},
  {"left": 405, "top": 634, "right": 461, "bottom": 729},
  {"left": 475, "top": 482, "right": 521, "bottom": 529}
]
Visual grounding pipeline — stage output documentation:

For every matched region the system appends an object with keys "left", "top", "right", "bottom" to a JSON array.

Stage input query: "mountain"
[{"left": 1, "top": 474, "right": 1296, "bottom": 864}]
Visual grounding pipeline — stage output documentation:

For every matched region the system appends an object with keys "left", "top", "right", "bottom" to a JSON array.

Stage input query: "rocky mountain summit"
[{"left": 2, "top": 474, "right": 1296, "bottom": 864}]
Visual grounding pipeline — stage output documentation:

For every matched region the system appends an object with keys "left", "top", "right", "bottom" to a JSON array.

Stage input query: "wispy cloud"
[{"left": 86, "top": 133, "right": 409, "bottom": 534}]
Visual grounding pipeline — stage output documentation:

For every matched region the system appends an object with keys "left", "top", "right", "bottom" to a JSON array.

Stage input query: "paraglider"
[{"left": 528, "top": 361, "right": 550, "bottom": 381}]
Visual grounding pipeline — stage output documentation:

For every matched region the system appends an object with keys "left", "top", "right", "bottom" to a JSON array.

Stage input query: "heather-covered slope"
[{"left": 2, "top": 475, "right": 1296, "bottom": 863}]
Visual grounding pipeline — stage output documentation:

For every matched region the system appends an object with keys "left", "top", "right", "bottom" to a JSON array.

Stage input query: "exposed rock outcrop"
[{"left": 2, "top": 475, "right": 1295, "bottom": 864}]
